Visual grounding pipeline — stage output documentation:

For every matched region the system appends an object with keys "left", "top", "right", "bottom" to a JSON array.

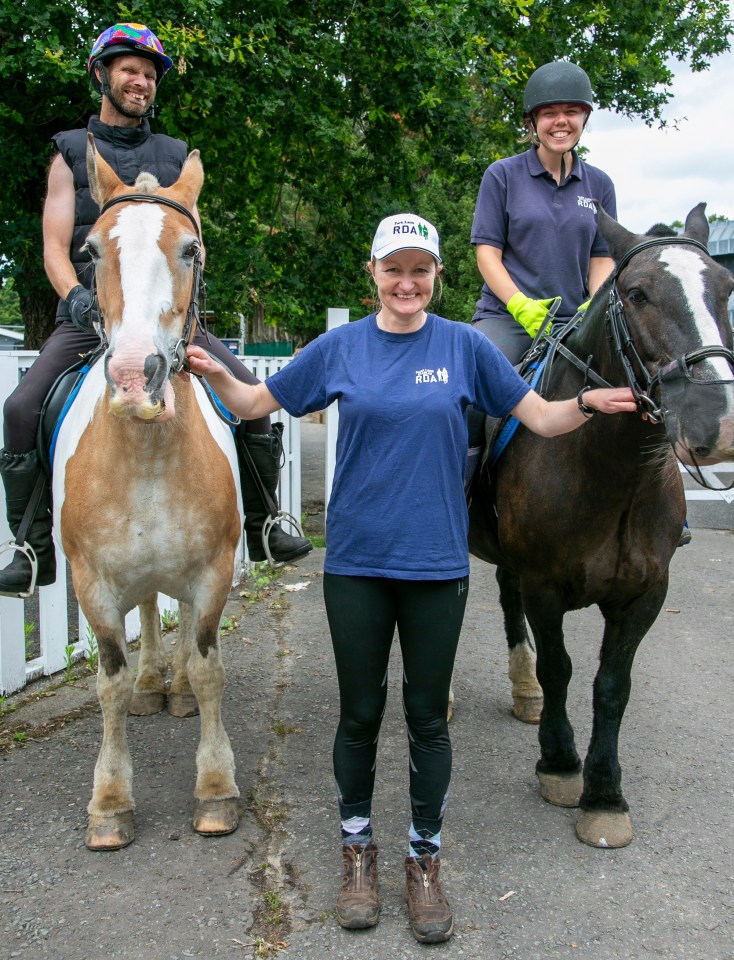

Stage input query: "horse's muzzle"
[{"left": 105, "top": 348, "right": 176, "bottom": 421}]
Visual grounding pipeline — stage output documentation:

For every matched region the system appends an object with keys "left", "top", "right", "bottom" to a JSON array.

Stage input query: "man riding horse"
[{"left": 0, "top": 22, "right": 311, "bottom": 598}]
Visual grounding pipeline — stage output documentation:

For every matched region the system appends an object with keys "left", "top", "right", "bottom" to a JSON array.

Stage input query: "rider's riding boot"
[
  {"left": 237, "top": 425, "right": 313, "bottom": 564},
  {"left": 0, "top": 449, "right": 57, "bottom": 596}
]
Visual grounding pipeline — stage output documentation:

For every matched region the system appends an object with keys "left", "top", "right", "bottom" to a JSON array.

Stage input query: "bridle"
[
  {"left": 88, "top": 192, "right": 209, "bottom": 372},
  {"left": 545, "top": 235, "right": 734, "bottom": 421},
  {"left": 605, "top": 235, "right": 734, "bottom": 422},
  {"left": 536, "top": 234, "right": 734, "bottom": 490}
]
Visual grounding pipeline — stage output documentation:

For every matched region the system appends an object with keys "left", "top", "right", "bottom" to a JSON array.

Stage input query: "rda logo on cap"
[{"left": 371, "top": 213, "right": 442, "bottom": 262}]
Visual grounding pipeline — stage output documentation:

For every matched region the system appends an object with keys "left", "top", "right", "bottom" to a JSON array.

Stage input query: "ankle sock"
[
  {"left": 341, "top": 814, "right": 372, "bottom": 847},
  {"left": 408, "top": 822, "right": 441, "bottom": 859}
]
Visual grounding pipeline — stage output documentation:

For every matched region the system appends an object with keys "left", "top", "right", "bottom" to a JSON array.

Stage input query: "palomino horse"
[
  {"left": 468, "top": 203, "right": 734, "bottom": 848},
  {"left": 52, "top": 136, "right": 243, "bottom": 850}
]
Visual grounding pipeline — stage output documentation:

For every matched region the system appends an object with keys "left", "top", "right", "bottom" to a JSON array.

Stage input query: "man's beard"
[{"left": 106, "top": 85, "right": 154, "bottom": 120}]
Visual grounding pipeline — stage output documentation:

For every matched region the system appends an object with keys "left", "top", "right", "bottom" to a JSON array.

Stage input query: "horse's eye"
[
  {"left": 183, "top": 242, "right": 199, "bottom": 260},
  {"left": 628, "top": 288, "right": 647, "bottom": 304},
  {"left": 84, "top": 240, "right": 100, "bottom": 262}
]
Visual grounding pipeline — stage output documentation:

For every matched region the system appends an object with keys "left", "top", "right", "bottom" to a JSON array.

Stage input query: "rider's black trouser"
[
  {"left": 3, "top": 321, "right": 270, "bottom": 454},
  {"left": 323, "top": 572, "right": 469, "bottom": 838}
]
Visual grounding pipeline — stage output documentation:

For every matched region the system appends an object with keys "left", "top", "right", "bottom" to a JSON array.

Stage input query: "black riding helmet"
[{"left": 523, "top": 61, "right": 594, "bottom": 117}]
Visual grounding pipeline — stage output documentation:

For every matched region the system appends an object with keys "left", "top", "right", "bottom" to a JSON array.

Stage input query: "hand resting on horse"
[
  {"left": 512, "top": 385, "right": 636, "bottom": 436},
  {"left": 187, "top": 344, "right": 281, "bottom": 420}
]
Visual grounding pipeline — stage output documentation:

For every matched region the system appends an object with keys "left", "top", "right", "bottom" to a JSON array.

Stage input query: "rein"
[{"left": 89, "top": 192, "right": 209, "bottom": 372}]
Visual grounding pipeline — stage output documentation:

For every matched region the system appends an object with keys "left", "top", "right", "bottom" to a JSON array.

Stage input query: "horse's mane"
[{"left": 133, "top": 171, "right": 161, "bottom": 194}]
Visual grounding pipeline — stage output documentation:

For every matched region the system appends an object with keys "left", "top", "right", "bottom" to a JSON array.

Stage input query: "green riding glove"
[{"left": 506, "top": 292, "right": 560, "bottom": 338}]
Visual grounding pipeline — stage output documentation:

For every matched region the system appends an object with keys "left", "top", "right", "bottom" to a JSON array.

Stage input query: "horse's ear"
[
  {"left": 597, "top": 205, "right": 640, "bottom": 263},
  {"left": 86, "top": 133, "right": 125, "bottom": 208},
  {"left": 682, "top": 202, "right": 709, "bottom": 247},
  {"left": 171, "top": 150, "right": 204, "bottom": 210}
]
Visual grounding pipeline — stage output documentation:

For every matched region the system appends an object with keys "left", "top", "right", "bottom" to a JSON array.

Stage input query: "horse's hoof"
[
  {"left": 192, "top": 798, "right": 239, "bottom": 835},
  {"left": 537, "top": 770, "right": 582, "bottom": 807},
  {"left": 576, "top": 810, "right": 633, "bottom": 848},
  {"left": 512, "top": 694, "right": 543, "bottom": 724},
  {"left": 129, "top": 690, "right": 167, "bottom": 716},
  {"left": 85, "top": 811, "right": 135, "bottom": 850},
  {"left": 167, "top": 693, "right": 199, "bottom": 717}
]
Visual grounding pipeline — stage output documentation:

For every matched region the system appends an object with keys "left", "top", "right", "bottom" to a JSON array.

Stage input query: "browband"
[
  {"left": 100, "top": 193, "right": 200, "bottom": 238},
  {"left": 613, "top": 235, "right": 709, "bottom": 278}
]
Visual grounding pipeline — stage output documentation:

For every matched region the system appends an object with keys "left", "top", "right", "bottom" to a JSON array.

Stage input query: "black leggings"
[
  {"left": 3, "top": 321, "right": 270, "bottom": 453},
  {"left": 323, "top": 573, "right": 469, "bottom": 836}
]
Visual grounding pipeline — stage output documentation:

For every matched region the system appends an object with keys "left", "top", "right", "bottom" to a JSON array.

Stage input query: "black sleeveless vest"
[{"left": 51, "top": 116, "right": 188, "bottom": 321}]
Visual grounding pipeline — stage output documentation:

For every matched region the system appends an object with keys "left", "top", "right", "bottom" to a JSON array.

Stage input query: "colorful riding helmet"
[
  {"left": 522, "top": 61, "right": 594, "bottom": 117},
  {"left": 88, "top": 23, "right": 173, "bottom": 91}
]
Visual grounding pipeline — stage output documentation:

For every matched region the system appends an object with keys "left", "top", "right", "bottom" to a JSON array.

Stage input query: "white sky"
[{"left": 582, "top": 48, "right": 734, "bottom": 232}]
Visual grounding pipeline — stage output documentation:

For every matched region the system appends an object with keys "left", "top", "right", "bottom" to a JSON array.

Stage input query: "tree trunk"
[{"left": 20, "top": 286, "right": 57, "bottom": 350}]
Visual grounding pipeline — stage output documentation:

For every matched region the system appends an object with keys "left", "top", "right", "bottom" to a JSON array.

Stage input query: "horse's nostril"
[
  {"left": 144, "top": 353, "right": 164, "bottom": 386},
  {"left": 143, "top": 352, "right": 168, "bottom": 396}
]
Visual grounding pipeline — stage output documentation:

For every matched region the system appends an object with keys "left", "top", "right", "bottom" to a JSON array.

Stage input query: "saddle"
[{"left": 37, "top": 352, "right": 101, "bottom": 474}]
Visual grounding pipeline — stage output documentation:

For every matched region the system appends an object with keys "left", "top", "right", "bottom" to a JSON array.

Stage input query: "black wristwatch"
[{"left": 577, "top": 387, "right": 595, "bottom": 419}]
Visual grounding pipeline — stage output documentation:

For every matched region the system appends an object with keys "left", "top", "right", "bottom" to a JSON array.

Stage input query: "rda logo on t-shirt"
[{"left": 416, "top": 367, "right": 449, "bottom": 384}]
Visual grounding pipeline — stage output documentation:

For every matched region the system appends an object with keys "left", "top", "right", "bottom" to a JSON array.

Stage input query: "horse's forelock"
[{"left": 134, "top": 172, "right": 161, "bottom": 194}]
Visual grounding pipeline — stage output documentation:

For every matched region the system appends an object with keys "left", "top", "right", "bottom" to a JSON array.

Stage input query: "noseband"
[{"left": 88, "top": 193, "right": 209, "bottom": 372}]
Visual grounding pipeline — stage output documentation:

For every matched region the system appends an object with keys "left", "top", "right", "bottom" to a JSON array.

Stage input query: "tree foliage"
[{"left": 1, "top": 0, "right": 731, "bottom": 346}]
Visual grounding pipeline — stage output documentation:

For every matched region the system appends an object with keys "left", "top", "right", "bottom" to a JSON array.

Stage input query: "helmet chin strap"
[
  {"left": 96, "top": 62, "right": 156, "bottom": 119},
  {"left": 532, "top": 115, "right": 583, "bottom": 185}
]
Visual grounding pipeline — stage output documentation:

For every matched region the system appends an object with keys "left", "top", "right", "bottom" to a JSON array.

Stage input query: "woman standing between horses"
[
  {"left": 470, "top": 60, "right": 617, "bottom": 364},
  {"left": 187, "top": 213, "right": 636, "bottom": 944}
]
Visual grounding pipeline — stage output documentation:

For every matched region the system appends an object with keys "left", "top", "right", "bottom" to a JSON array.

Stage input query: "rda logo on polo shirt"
[
  {"left": 416, "top": 367, "right": 449, "bottom": 384},
  {"left": 577, "top": 195, "right": 597, "bottom": 212}
]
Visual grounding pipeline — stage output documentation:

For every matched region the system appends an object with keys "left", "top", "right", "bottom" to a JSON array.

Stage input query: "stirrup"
[
  {"left": 0, "top": 539, "right": 38, "bottom": 599},
  {"left": 261, "top": 511, "right": 307, "bottom": 569}
]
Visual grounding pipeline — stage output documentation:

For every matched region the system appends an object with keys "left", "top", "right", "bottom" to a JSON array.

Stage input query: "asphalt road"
[{"left": 1, "top": 420, "right": 732, "bottom": 960}]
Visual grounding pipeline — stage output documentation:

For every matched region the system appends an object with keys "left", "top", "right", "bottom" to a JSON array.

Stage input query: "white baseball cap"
[{"left": 370, "top": 213, "right": 442, "bottom": 263}]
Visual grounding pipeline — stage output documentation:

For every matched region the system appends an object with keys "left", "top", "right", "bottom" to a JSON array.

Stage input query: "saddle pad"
[{"left": 38, "top": 356, "right": 95, "bottom": 474}]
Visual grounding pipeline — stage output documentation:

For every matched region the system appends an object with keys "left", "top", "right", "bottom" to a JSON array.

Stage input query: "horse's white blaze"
[
  {"left": 52, "top": 361, "right": 107, "bottom": 549},
  {"left": 109, "top": 205, "right": 173, "bottom": 345},
  {"left": 659, "top": 248, "right": 731, "bottom": 381}
]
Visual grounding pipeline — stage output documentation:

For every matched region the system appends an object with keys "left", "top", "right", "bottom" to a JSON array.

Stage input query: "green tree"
[
  {"left": 0, "top": 278, "right": 22, "bottom": 326},
  {"left": 1, "top": 0, "right": 731, "bottom": 347}
]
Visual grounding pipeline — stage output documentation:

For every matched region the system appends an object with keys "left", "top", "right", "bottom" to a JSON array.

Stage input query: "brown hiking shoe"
[
  {"left": 335, "top": 843, "right": 379, "bottom": 929},
  {"left": 405, "top": 854, "right": 454, "bottom": 943}
]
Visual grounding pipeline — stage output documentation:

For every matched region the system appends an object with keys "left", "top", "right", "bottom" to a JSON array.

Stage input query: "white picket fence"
[{"left": 0, "top": 351, "right": 300, "bottom": 696}]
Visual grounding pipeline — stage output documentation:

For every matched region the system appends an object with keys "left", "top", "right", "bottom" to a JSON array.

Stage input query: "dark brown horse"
[{"left": 468, "top": 203, "right": 734, "bottom": 848}]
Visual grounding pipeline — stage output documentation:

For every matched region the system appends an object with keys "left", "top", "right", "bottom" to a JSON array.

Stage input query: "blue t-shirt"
[
  {"left": 266, "top": 313, "right": 530, "bottom": 579},
  {"left": 471, "top": 148, "right": 617, "bottom": 323}
]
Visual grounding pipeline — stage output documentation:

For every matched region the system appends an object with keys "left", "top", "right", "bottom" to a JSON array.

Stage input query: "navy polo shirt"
[{"left": 471, "top": 148, "right": 617, "bottom": 323}]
